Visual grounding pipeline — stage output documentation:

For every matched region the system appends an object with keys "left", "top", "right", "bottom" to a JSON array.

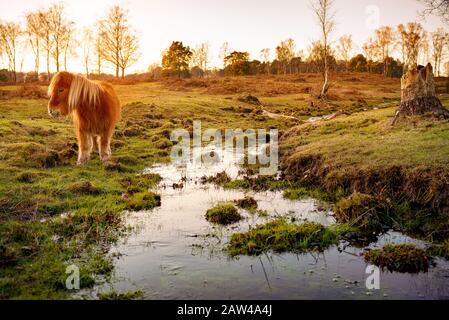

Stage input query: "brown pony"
[{"left": 47, "top": 71, "right": 121, "bottom": 165}]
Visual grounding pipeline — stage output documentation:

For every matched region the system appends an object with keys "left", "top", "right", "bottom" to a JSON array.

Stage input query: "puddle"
[{"left": 85, "top": 146, "right": 449, "bottom": 300}]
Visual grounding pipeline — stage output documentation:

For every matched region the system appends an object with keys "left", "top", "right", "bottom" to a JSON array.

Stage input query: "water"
[{"left": 86, "top": 146, "right": 449, "bottom": 300}]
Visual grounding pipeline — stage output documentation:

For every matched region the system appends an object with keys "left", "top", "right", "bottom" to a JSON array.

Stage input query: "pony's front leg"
[
  {"left": 76, "top": 130, "right": 92, "bottom": 165},
  {"left": 98, "top": 134, "right": 112, "bottom": 162}
]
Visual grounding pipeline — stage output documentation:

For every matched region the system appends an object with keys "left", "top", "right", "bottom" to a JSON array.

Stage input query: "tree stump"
[{"left": 392, "top": 63, "right": 449, "bottom": 125}]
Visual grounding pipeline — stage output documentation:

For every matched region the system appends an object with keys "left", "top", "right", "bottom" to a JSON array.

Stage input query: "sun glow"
[{"left": 0, "top": 0, "right": 446, "bottom": 75}]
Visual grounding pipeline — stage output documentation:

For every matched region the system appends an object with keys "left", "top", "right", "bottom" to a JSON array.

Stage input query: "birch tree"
[{"left": 311, "top": 0, "right": 336, "bottom": 99}]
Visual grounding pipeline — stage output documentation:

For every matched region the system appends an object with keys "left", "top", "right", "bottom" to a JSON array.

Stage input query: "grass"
[
  {"left": 426, "top": 241, "right": 449, "bottom": 260},
  {"left": 98, "top": 289, "right": 144, "bottom": 300},
  {"left": 226, "top": 218, "right": 353, "bottom": 256},
  {"left": 234, "top": 196, "right": 258, "bottom": 210},
  {"left": 0, "top": 73, "right": 448, "bottom": 298},
  {"left": 364, "top": 244, "right": 431, "bottom": 273},
  {"left": 205, "top": 204, "right": 242, "bottom": 225}
]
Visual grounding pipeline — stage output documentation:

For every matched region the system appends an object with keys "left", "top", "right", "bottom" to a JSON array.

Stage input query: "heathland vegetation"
[{"left": 0, "top": 0, "right": 449, "bottom": 299}]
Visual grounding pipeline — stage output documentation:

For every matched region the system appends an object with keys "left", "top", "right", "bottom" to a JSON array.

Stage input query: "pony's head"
[
  {"left": 47, "top": 71, "right": 74, "bottom": 117},
  {"left": 47, "top": 71, "right": 101, "bottom": 118}
]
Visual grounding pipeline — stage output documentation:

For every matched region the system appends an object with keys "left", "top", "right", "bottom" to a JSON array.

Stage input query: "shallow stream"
[{"left": 87, "top": 146, "right": 449, "bottom": 299}]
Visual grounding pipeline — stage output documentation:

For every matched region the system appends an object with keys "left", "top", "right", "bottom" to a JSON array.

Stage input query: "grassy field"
[{"left": 0, "top": 72, "right": 448, "bottom": 299}]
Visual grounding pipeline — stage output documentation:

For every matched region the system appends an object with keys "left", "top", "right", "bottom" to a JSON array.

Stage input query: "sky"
[{"left": 0, "top": 0, "right": 447, "bottom": 74}]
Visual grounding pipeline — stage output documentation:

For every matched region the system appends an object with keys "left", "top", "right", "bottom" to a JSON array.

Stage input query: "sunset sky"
[{"left": 0, "top": 0, "right": 446, "bottom": 74}]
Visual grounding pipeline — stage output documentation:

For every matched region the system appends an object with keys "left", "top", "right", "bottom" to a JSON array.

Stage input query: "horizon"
[{"left": 0, "top": 0, "right": 447, "bottom": 75}]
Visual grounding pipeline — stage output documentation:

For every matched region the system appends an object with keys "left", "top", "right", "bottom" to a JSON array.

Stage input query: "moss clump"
[
  {"left": 226, "top": 219, "right": 345, "bottom": 256},
  {"left": 16, "top": 172, "right": 39, "bottom": 183},
  {"left": 283, "top": 188, "right": 308, "bottom": 200},
  {"left": 125, "top": 192, "right": 161, "bottom": 211},
  {"left": 426, "top": 241, "right": 449, "bottom": 260},
  {"left": 123, "top": 125, "right": 143, "bottom": 137},
  {"left": 98, "top": 290, "right": 144, "bottom": 300},
  {"left": 235, "top": 196, "right": 258, "bottom": 210},
  {"left": 68, "top": 181, "right": 101, "bottom": 196},
  {"left": 335, "top": 192, "right": 383, "bottom": 233},
  {"left": 119, "top": 173, "right": 162, "bottom": 194},
  {"left": 237, "top": 94, "right": 261, "bottom": 105},
  {"left": 205, "top": 204, "right": 242, "bottom": 225},
  {"left": 200, "top": 171, "right": 231, "bottom": 185},
  {"left": 364, "top": 244, "right": 431, "bottom": 273}
]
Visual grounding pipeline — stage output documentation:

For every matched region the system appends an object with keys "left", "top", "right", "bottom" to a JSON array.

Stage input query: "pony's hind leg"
[
  {"left": 76, "top": 129, "right": 93, "bottom": 165},
  {"left": 92, "top": 136, "right": 100, "bottom": 154},
  {"left": 98, "top": 133, "right": 112, "bottom": 162}
]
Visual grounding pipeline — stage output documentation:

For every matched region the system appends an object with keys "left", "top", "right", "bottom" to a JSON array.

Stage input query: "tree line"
[
  {"left": 0, "top": 1, "right": 448, "bottom": 84},
  {"left": 157, "top": 22, "right": 448, "bottom": 80},
  {"left": 0, "top": 4, "right": 139, "bottom": 82}
]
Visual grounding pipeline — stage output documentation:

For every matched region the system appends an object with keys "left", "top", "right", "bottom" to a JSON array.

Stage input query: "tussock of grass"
[
  {"left": 226, "top": 219, "right": 351, "bottom": 256},
  {"left": 68, "top": 181, "right": 102, "bottom": 196},
  {"left": 205, "top": 204, "right": 242, "bottom": 225},
  {"left": 283, "top": 188, "right": 309, "bottom": 200},
  {"left": 426, "top": 241, "right": 449, "bottom": 260},
  {"left": 201, "top": 171, "right": 231, "bottom": 185},
  {"left": 125, "top": 192, "right": 161, "bottom": 211},
  {"left": 335, "top": 192, "right": 383, "bottom": 233},
  {"left": 235, "top": 196, "right": 258, "bottom": 210},
  {"left": 364, "top": 244, "right": 431, "bottom": 273},
  {"left": 98, "top": 290, "right": 144, "bottom": 300}
]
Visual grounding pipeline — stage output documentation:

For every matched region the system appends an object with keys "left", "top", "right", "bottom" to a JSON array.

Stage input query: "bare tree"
[
  {"left": 276, "top": 38, "right": 296, "bottom": 74},
  {"left": 374, "top": 26, "right": 395, "bottom": 76},
  {"left": 421, "top": 0, "right": 449, "bottom": 22},
  {"left": 336, "top": 35, "right": 353, "bottom": 63},
  {"left": 431, "top": 28, "right": 448, "bottom": 76},
  {"left": 311, "top": 0, "right": 336, "bottom": 99},
  {"left": 118, "top": 32, "right": 140, "bottom": 78},
  {"left": 398, "top": 22, "right": 426, "bottom": 71},
  {"left": 191, "top": 42, "right": 210, "bottom": 74},
  {"left": 81, "top": 28, "right": 93, "bottom": 77},
  {"left": 25, "top": 12, "right": 42, "bottom": 75},
  {"left": 62, "top": 23, "right": 77, "bottom": 71},
  {"left": 362, "top": 38, "right": 380, "bottom": 73},
  {"left": 98, "top": 6, "right": 140, "bottom": 78},
  {"left": 94, "top": 31, "right": 103, "bottom": 75},
  {"left": 219, "top": 42, "right": 231, "bottom": 67},
  {"left": 0, "top": 22, "right": 22, "bottom": 82},
  {"left": 37, "top": 9, "right": 52, "bottom": 79},
  {"left": 260, "top": 48, "right": 271, "bottom": 74},
  {"left": 48, "top": 3, "right": 73, "bottom": 72}
]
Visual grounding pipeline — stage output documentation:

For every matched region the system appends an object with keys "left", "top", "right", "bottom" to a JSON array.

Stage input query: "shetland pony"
[{"left": 47, "top": 71, "right": 121, "bottom": 165}]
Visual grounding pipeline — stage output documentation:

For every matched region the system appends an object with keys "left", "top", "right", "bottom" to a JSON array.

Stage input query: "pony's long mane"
[{"left": 48, "top": 73, "right": 102, "bottom": 112}]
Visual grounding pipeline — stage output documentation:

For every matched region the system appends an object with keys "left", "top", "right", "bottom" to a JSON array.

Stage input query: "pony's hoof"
[
  {"left": 100, "top": 155, "right": 110, "bottom": 162},
  {"left": 77, "top": 158, "right": 89, "bottom": 166}
]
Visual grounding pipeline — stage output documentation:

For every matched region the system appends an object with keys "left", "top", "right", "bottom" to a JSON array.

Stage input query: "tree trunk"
[
  {"left": 392, "top": 63, "right": 449, "bottom": 125},
  {"left": 47, "top": 52, "right": 50, "bottom": 80}
]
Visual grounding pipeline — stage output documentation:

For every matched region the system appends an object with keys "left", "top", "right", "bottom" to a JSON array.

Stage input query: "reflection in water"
[{"left": 86, "top": 147, "right": 449, "bottom": 300}]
